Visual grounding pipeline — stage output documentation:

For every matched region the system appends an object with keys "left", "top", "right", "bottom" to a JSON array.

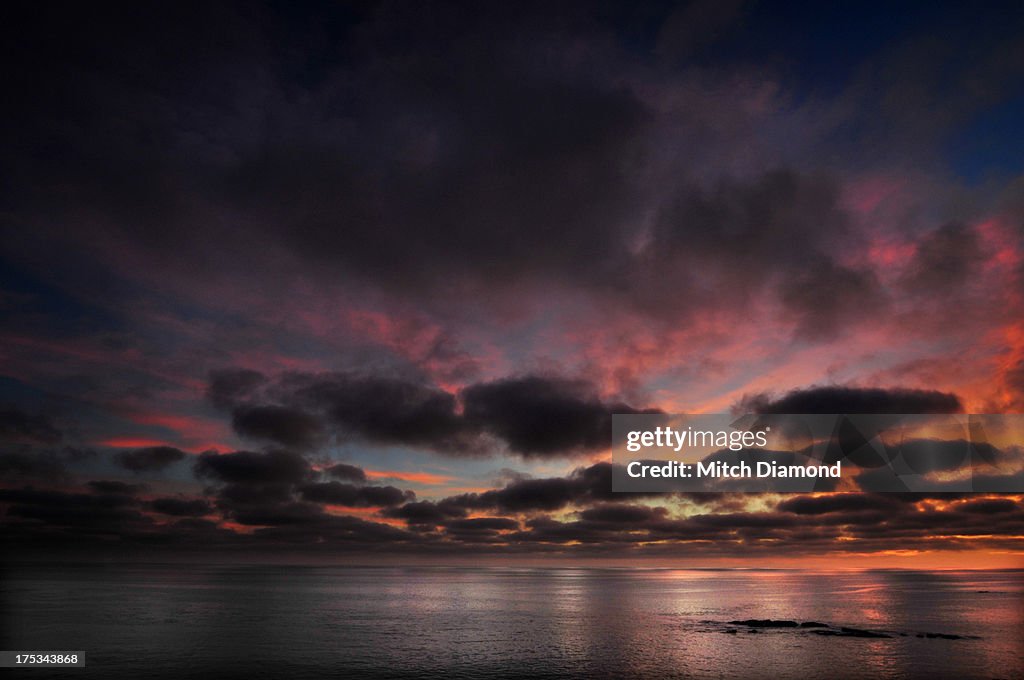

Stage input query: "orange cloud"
[
  {"left": 98, "top": 438, "right": 171, "bottom": 448},
  {"left": 364, "top": 469, "right": 455, "bottom": 485}
]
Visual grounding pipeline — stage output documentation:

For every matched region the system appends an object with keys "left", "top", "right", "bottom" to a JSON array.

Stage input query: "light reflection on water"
[{"left": 2, "top": 565, "right": 1022, "bottom": 679}]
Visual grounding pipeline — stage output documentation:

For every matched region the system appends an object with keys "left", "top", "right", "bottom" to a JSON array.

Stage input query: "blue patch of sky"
[
  {"left": 946, "top": 93, "right": 1024, "bottom": 184},
  {"left": 0, "top": 256, "right": 123, "bottom": 338}
]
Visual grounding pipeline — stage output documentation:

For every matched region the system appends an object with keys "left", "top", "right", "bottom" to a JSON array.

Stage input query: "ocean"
[{"left": 2, "top": 564, "right": 1021, "bottom": 679}]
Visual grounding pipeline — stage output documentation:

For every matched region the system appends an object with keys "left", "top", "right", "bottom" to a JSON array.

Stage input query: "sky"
[{"left": 2, "top": 0, "right": 1024, "bottom": 567}]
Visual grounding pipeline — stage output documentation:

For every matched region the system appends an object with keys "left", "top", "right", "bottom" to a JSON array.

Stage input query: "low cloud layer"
[
  {"left": 2, "top": 456, "right": 1022, "bottom": 560},
  {"left": 115, "top": 447, "right": 188, "bottom": 473},
  {"left": 741, "top": 386, "right": 964, "bottom": 415}
]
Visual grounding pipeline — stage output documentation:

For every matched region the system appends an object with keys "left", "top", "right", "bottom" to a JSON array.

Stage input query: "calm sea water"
[{"left": 1, "top": 564, "right": 1022, "bottom": 679}]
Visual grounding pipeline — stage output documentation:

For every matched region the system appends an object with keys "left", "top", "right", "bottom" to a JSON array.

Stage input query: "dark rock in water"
[
  {"left": 839, "top": 627, "right": 889, "bottom": 638},
  {"left": 712, "top": 619, "right": 975, "bottom": 641},
  {"left": 811, "top": 627, "right": 890, "bottom": 638},
  {"left": 838, "top": 627, "right": 889, "bottom": 638},
  {"left": 922, "top": 632, "right": 966, "bottom": 640},
  {"left": 729, "top": 619, "right": 800, "bottom": 628}
]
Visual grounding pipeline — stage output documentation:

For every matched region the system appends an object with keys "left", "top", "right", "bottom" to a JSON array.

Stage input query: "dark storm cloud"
[
  {"left": 209, "top": 481, "right": 312, "bottom": 525},
  {"left": 0, "top": 409, "right": 62, "bottom": 444},
  {"left": 0, "top": 485, "right": 146, "bottom": 531},
  {"left": 216, "top": 483, "right": 294, "bottom": 507},
  {"left": 0, "top": 451, "right": 67, "bottom": 480},
  {"left": 194, "top": 449, "right": 312, "bottom": 484},
  {"left": 148, "top": 497, "right": 213, "bottom": 517},
  {"left": 885, "top": 438, "right": 1004, "bottom": 475},
  {"left": 450, "top": 477, "right": 581, "bottom": 512},
  {"left": 579, "top": 504, "right": 667, "bottom": 523},
  {"left": 641, "top": 171, "right": 863, "bottom": 319},
  {"left": 190, "top": 453, "right": 417, "bottom": 529},
  {"left": 902, "top": 223, "right": 985, "bottom": 293},
  {"left": 297, "top": 481, "right": 412, "bottom": 508},
  {"left": 443, "top": 462, "right": 674, "bottom": 514},
  {"left": 209, "top": 369, "right": 472, "bottom": 451},
  {"left": 381, "top": 500, "right": 468, "bottom": 525},
  {"left": 87, "top": 480, "right": 145, "bottom": 495},
  {"left": 227, "top": 5, "right": 653, "bottom": 297},
  {"left": 61, "top": 447, "right": 99, "bottom": 463},
  {"left": 244, "top": 153, "right": 879, "bottom": 339},
  {"left": 326, "top": 462, "right": 367, "bottom": 482},
  {"left": 441, "top": 517, "right": 519, "bottom": 543},
  {"left": 292, "top": 373, "right": 466, "bottom": 449},
  {"left": 0, "top": 445, "right": 98, "bottom": 482},
  {"left": 207, "top": 369, "right": 269, "bottom": 411},
  {"left": 0, "top": 2, "right": 650, "bottom": 305},
  {"left": 777, "top": 494, "right": 902, "bottom": 515},
  {"left": 231, "top": 405, "right": 325, "bottom": 449},
  {"left": 741, "top": 386, "right": 963, "bottom": 414},
  {"left": 208, "top": 369, "right": 656, "bottom": 458},
  {"left": 114, "top": 446, "right": 188, "bottom": 472},
  {"left": 778, "top": 258, "right": 886, "bottom": 341},
  {"left": 462, "top": 376, "right": 660, "bottom": 457},
  {"left": 957, "top": 498, "right": 1018, "bottom": 514},
  {"left": 0, "top": 0, "right": 927, "bottom": 344},
  {"left": 443, "top": 517, "right": 519, "bottom": 533},
  {"left": 231, "top": 501, "right": 329, "bottom": 527}
]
